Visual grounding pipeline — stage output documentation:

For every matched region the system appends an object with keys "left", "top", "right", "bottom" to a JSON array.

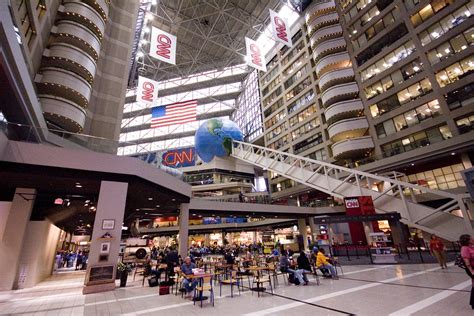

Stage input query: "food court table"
[{"left": 245, "top": 266, "right": 270, "bottom": 296}]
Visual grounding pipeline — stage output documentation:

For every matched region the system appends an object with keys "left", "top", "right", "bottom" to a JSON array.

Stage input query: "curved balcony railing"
[
  {"left": 321, "top": 82, "right": 359, "bottom": 107},
  {"left": 310, "top": 24, "right": 342, "bottom": 48},
  {"left": 305, "top": 1, "right": 336, "bottom": 24},
  {"left": 54, "top": 20, "right": 100, "bottom": 60},
  {"left": 307, "top": 12, "right": 339, "bottom": 36},
  {"left": 331, "top": 136, "right": 375, "bottom": 158},
  {"left": 45, "top": 43, "right": 96, "bottom": 82},
  {"left": 62, "top": 1, "right": 106, "bottom": 39},
  {"left": 40, "top": 95, "right": 86, "bottom": 132},
  {"left": 327, "top": 117, "right": 369, "bottom": 142},
  {"left": 325, "top": 99, "right": 364, "bottom": 125},
  {"left": 82, "top": 0, "right": 109, "bottom": 19},
  {"left": 316, "top": 51, "right": 351, "bottom": 77},
  {"left": 312, "top": 37, "right": 346, "bottom": 62},
  {"left": 37, "top": 67, "right": 91, "bottom": 108},
  {"left": 318, "top": 67, "right": 354, "bottom": 92}
]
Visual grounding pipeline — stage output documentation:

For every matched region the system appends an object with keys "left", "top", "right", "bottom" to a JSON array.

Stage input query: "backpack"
[{"left": 288, "top": 272, "right": 300, "bottom": 285}]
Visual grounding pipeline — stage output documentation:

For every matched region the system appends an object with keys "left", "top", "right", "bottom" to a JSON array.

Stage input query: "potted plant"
[{"left": 117, "top": 262, "right": 131, "bottom": 287}]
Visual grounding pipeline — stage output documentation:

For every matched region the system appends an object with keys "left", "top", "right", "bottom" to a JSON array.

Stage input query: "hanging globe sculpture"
[{"left": 194, "top": 118, "right": 244, "bottom": 163}]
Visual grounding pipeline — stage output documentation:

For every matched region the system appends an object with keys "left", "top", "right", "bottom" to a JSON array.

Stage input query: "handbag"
[
  {"left": 148, "top": 277, "right": 159, "bottom": 287},
  {"left": 159, "top": 285, "right": 170, "bottom": 295}
]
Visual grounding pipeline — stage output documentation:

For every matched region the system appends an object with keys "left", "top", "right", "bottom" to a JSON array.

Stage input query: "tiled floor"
[{"left": 0, "top": 263, "right": 472, "bottom": 315}]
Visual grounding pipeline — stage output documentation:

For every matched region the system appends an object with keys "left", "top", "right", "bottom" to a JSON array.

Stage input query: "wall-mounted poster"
[
  {"left": 102, "top": 219, "right": 115, "bottom": 230},
  {"left": 100, "top": 242, "right": 111, "bottom": 254}
]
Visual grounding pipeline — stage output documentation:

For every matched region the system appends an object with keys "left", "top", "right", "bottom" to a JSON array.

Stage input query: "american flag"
[{"left": 150, "top": 100, "right": 197, "bottom": 128}]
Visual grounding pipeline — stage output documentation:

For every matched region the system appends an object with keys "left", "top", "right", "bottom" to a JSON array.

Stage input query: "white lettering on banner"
[
  {"left": 269, "top": 9, "right": 293, "bottom": 47},
  {"left": 137, "top": 76, "right": 159, "bottom": 106},
  {"left": 245, "top": 37, "right": 266, "bottom": 72},
  {"left": 345, "top": 198, "right": 359, "bottom": 209},
  {"left": 150, "top": 27, "right": 176, "bottom": 65}
]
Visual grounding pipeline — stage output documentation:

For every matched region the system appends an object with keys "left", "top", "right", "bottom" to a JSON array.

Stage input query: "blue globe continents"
[{"left": 195, "top": 118, "right": 244, "bottom": 163}]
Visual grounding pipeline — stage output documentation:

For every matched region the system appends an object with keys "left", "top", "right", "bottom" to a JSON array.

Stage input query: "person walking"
[
  {"left": 459, "top": 234, "right": 474, "bottom": 309},
  {"left": 429, "top": 234, "right": 448, "bottom": 269}
]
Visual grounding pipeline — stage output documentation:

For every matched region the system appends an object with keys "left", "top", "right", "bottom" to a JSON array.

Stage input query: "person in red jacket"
[{"left": 430, "top": 234, "right": 447, "bottom": 269}]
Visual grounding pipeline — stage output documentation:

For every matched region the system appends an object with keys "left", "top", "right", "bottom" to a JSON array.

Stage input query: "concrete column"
[
  {"left": 178, "top": 203, "right": 189, "bottom": 259},
  {"left": 298, "top": 218, "right": 309, "bottom": 251},
  {"left": 363, "top": 222, "right": 374, "bottom": 246},
  {"left": 308, "top": 217, "right": 318, "bottom": 242},
  {"left": 252, "top": 231, "right": 257, "bottom": 243},
  {"left": 204, "top": 234, "right": 210, "bottom": 247},
  {"left": 0, "top": 188, "right": 36, "bottom": 290},
  {"left": 83, "top": 181, "right": 128, "bottom": 294}
]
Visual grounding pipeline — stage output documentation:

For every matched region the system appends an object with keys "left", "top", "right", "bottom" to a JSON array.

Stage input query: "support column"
[
  {"left": 363, "top": 222, "right": 373, "bottom": 246},
  {"left": 83, "top": 181, "right": 128, "bottom": 294},
  {"left": 308, "top": 217, "right": 318, "bottom": 244},
  {"left": 204, "top": 234, "right": 210, "bottom": 247},
  {"left": 178, "top": 203, "right": 189, "bottom": 259},
  {"left": 298, "top": 218, "right": 309, "bottom": 251},
  {"left": 0, "top": 188, "right": 36, "bottom": 290}
]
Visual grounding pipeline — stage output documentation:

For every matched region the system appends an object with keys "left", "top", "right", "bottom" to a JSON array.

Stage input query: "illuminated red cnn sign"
[
  {"left": 162, "top": 147, "right": 195, "bottom": 168},
  {"left": 155, "top": 34, "right": 171, "bottom": 60},
  {"left": 250, "top": 44, "right": 262, "bottom": 67},
  {"left": 274, "top": 16, "right": 288, "bottom": 42}
]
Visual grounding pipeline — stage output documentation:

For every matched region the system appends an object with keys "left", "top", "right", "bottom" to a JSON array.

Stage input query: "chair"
[
  {"left": 219, "top": 270, "right": 241, "bottom": 297},
  {"left": 266, "top": 263, "right": 282, "bottom": 286},
  {"left": 251, "top": 268, "right": 273, "bottom": 297},
  {"left": 170, "top": 267, "right": 185, "bottom": 297},
  {"left": 194, "top": 276, "right": 214, "bottom": 308}
]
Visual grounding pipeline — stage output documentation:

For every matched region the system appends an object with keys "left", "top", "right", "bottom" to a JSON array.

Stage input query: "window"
[
  {"left": 262, "top": 87, "right": 283, "bottom": 108},
  {"left": 262, "top": 76, "right": 281, "bottom": 97},
  {"left": 285, "top": 77, "right": 312, "bottom": 102},
  {"left": 427, "top": 28, "right": 474, "bottom": 64},
  {"left": 445, "top": 82, "right": 474, "bottom": 110},
  {"left": 360, "top": 41, "right": 416, "bottom": 82},
  {"left": 351, "top": 8, "right": 398, "bottom": 50},
  {"left": 291, "top": 118, "right": 321, "bottom": 140},
  {"left": 264, "top": 98, "right": 284, "bottom": 117},
  {"left": 281, "top": 40, "right": 305, "bottom": 66},
  {"left": 382, "top": 125, "right": 451, "bottom": 157},
  {"left": 284, "top": 64, "right": 309, "bottom": 89},
  {"left": 293, "top": 133, "right": 323, "bottom": 154},
  {"left": 410, "top": 0, "right": 455, "bottom": 27},
  {"left": 264, "top": 110, "right": 287, "bottom": 129},
  {"left": 407, "top": 163, "right": 465, "bottom": 190},
  {"left": 419, "top": 2, "right": 474, "bottom": 46},
  {"left": 435, "top": 55, "right": 474, "bottom": 87},
  {"left": 455, "top": 115, "right": 474, "bottom": 134},
  {"left": 287, "top": 90, "right": 315, "bottom": 114},
  {"left": 289, "top": 104, "right": 317, "bottom": 126}
]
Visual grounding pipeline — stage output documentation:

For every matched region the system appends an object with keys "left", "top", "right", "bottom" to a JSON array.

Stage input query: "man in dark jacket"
[{"left": 165, "top": 247, "right": 179, "bottom": 276}]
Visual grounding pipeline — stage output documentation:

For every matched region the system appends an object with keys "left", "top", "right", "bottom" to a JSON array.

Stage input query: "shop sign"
[{"left": 344, "top": 198, "right": 359, "bottom": 209}]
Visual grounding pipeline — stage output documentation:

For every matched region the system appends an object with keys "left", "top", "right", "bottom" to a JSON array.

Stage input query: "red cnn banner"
[
  {"left": 137, "top": 76, "right": 159, "bottom": 106},
  {"left": 150, "top": 26, "right": 177, "bottom": 65},
  {"left": 245, "top": 37, "right": 266, "bottom": 72},
  {"left": 269, "top": 9, "right": 292, "bottom": 48}
]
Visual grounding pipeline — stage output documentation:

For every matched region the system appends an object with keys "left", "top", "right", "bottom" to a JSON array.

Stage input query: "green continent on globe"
[
  {"left": 206, "top": 118, "right": 223, "bottom": 135},
  {"left": 222, "top": 137, "right": 232, "bottom": 155}
]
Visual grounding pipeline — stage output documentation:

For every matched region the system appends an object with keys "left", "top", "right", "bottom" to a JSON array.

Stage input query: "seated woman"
[
  {"left": 316, "top": 248, "right": 338, "bottom": 279},
  {"left": 296, "top": 252, "right": 311, "bottom": 285}
]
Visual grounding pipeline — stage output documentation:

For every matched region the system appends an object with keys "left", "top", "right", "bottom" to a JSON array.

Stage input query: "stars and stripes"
[{"left": 150, "top": 100, "right": 197, "bottom": 128}]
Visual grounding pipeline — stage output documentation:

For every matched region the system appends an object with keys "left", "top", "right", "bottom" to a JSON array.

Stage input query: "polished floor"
[{"left": 0, "top": 263, "right": 471, "bottom": 315}]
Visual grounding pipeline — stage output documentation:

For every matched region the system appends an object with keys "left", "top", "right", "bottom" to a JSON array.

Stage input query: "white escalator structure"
[{"left": 231, "top": 141, "right": 473, "bottom": 241}]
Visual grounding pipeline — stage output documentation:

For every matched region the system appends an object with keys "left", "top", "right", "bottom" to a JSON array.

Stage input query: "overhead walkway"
[{"left": 231, "top": 141, "right": 473, "bottom": 241}]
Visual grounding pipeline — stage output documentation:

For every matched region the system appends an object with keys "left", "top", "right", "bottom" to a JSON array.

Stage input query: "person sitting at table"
[
  {"left": 144, "top": 258, "right": 164, "bottom": 279},
  {"left": 316, "top": 248, "right": 338, "bottom": 280},
  {"left": 283, "top": 245, "right": 294, "bottom": 257},
  {"left": 224, "top": 250, "right": 235, "bottom": 265},
  {"left": 180, "top": 256, "right": 198, "bottom": 298},
  {"left": 296, "top": 251, "right": 311, "bottom": 285}
]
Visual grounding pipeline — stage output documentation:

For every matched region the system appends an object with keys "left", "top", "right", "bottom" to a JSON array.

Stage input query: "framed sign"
[
  {"left": 100, "top": 242, "right": 111, "bottom": 254},
  {"left": 102, "top": 219, "right": 115, "bottom": 230},
  {"left": 87, "top": 265, "right": 114, "bottom": 284}
]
